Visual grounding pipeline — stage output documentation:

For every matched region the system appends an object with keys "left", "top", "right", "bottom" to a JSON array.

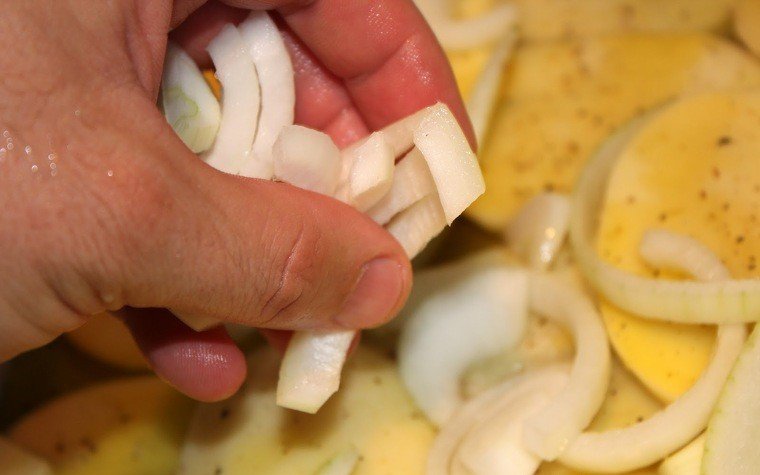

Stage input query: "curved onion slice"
[
  {"left": 558, "top": 231, "right": 746, "bottom": 473},
  {"left": 570, "top": 112, "right": 760, "bottom": 323},
  {"left": 466, "top": 30, "right": 516, "bottom": 146},
  {"left": 316, "top": 447, "right": 361, "bottom": 475},
  {"left": 202, "top": 24, "right": 261, "bottom": 175},
  {"left": 345, "top": 132, "right": 396, "bottom": 211},
  {"left": 161, "top": 42, "right": 221, "bottom": 153},
  {"left": 659, "top": 434, "right": 705, "bottom": 475},
  {"left": 276, "top": 330, "right": 354, "bottom": 413},
  {"left": 414, "top": 0, "right": 518, "bottom": 51},
  {"left": 427, "top": 364, "right": 570, "bottom": 475},
  {"left": 399, "top": 263, "right": 529, "bottom": 426},
  {"left": 386, "top": 194, "right": 447, "bottom": 258},
  {"left": 273, "top": 125, "right": 341, "bottom": 196},
  {"left": 506, "top": 193, "right": 572, "bottom": 271},
  {"left": 521, "top": 272, "right": 611, "bottom": 460},
  {"left": 368, "top": 148, "right": 436, "bottom": 225},
  {"left": 237, "top": 12, "right": 295, "bottom": 179}
]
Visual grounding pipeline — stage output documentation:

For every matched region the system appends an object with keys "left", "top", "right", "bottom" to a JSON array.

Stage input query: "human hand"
[{"left": 0, "top": 0, "right": 470, "bottom": 400}]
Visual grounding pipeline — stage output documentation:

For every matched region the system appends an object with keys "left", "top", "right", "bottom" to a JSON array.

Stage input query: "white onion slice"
[
  {"left": 202, "top": 24, "right": 260, "bottom": 175},
  {"left": 639, "top": 229, "right": 729, "bottom": 282},
  {"left": 161, "top": 42, "right": 221, "bottom": 154},
  {"left": 273, "top": 125, "right": 341, "bottom": 196},
  {"left": 275, "top": 330, "right": 354, "bottom": 413},
  {"left": 521, "top": 272, "right": 611, "bottom": 460},
  {"left": 386, "top": 194, "right": 447, "bottom": 258},
  {"left": 316, "top": 447, "right": 361, "bottom": 475},
  {"left": 398, "top": 264, "right": 529, "bottom": 426},
  {"left": 237, "top": 12, "right": 295, "bottom": 179},
  {"left": 570, "top": 112, "right": 760, "bottom": 323},
  {"left": 427, "top": 364, "right": 570, "bottom": 475},
  {"left": 658, "top": 434, "right": 704, "bottom": 475},
  {"left": 0, "top": 436, "right": 52, "bottom": 475},
  {"left": 506, "top": 193, "right": 572, "bottom": 271},
  {"left": 367, "top": 148, "right": 436, "bottom": 225},
  {"left": 414, "top": 0, "right": 519, "bottom": 51},
  {"left": 413, "top": 104, "right": 485, "bottom": 224},
  {"left": 558, "top": 231, "right": 746, "bottom": 473},
  {"left": 466, "top": 30, "right": 516, "bottom": 146},
  {"left": 345, "top": 132, "right": 396, "bottom": 211}
]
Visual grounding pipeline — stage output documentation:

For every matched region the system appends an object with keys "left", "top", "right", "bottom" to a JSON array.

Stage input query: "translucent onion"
[
  {"left": 315, "top": 447, "right": 361, "bottom": 475},
  {"left": 521, "top": 272, "right": 611, "bottom": 460},
  {"left": 202, "top": 24, "right": 261, "bottom": 175},
  {"left": 161, "top": 42, "right": 221, "bottom": 154},
  {"left": 506, "top": 193, "right": 572, "bottom": 271},
  {"left": 570, "top": 112, "right": 760, "bottom": 324},
  {"left": 658, "top": 434, "right": 705, "bottom": 475},
  {"left": 414, "top": 0, "right": 519, "bottom": 51},
  {"left": 558, "top": 230, "right": 746, "bottom": 473},
  {"left": 237, "top": 12, "right": 295, "bottom": 179},
  {"left": 427, "top": 364, "right": 570, "bottom": 475}
]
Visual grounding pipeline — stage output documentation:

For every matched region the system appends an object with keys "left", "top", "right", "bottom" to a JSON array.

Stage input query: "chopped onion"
[
  {"left": 344, "top": 132, "right": 396, "bottom": 211},
  {"left": 506, "top": 193, "right": 572, "bottom": 271},
  {"left": 161, "top": 42, "right": 221, "bottom": 154},
  {"left": 414, "top": 0, "right": 519, "bottom": 51},
  {"left": 275, "top": 330, "right": 354, "bottom": 413},
  {"left": 386, "top": 194, "right": 447, "bottom": 258},
  {"left": 398, "top": 263, "right": 529, "bottom": 426},
  {"left": 558, "top": 231, "right": 746, "bottom": 473},
  {"left": 658, "top": 434, "right": 705, "bottom": 475},
  {"left": 367, "top": 148, "right": 436, "bottom": 225},
  {"left": 570, "top": 112, "right": 760, "bottom": 323},
  {"left": 202, "top": 24, "right": 261, "bottom": 175},
  {"left": 273, "top": 125, "right": 342, "bottom": 196},
  {"left": 237, "top": 12, "right": 295, "bottom": 179},
  {"left": 466, "top": 30, "right": 516, "bottom": 146},
  {"left": 521, "top": 272, "right": 611, "bottom": 461},
  {"left": 316, "top": 447, "right": 361, "bottom": 475},
  {"left": 427, "top": 364, "right": 570, "bottom": 475},
  {"left": 413, "top": 104, "right": 485, "bottom": 224}
]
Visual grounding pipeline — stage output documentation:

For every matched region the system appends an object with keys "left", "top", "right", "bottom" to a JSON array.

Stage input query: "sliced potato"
[
  {"left": 66, "top": 313, "right": 148, "bottom": 371},
  {"left": 466, "top": 33, "right": 760, "bottom": 231},
  {"left": 735, "top": 0, "right": 760, "bottom": 57},
  {"left": 10, "top": 377, "right": 194, "bottom": 475},
  {"left": 596, "top": 92, "right": 760, "bottom": 401},
  {"left": 180, "top": 346, "right": 435, "bottom": 475}
]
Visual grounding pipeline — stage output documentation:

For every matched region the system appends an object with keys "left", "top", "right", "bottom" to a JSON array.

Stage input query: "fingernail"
[{"left": 334, "top": 257, "right": 409, "bottom": 328}]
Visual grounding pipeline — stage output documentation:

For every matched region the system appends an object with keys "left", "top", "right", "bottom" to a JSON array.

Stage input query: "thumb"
[{"left": 113, "top": 109, "right": 412, "bottom": 332}]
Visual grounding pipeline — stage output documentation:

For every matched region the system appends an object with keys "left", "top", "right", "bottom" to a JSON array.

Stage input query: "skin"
[{"left": 0, "top": 0, "right": 471, "bottom": 401}]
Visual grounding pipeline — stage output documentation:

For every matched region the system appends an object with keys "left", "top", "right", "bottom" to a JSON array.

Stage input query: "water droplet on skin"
[
  {"left": 74, "top": 109, "right": 81, "bottom": 117},
  {"left": 51, "top": 169, "right": 58, "bottom": 177},
  {"left": 48, "top": 153, "right": 56, "bottom": 161},
  {"left": 107, "top": 170, "right": 114, "bottom": 177},
  {"left": 7, "top": 143, "right": 14, "bottom": 150},
  {"left": 49, "top": 162, "right": 56, "bottom": 170},
  {"left": 2, "top": 131, "right": 8, "bottom": 138},
  {"left": 24, "top": 145, "right": 32, "bottom": 155},
  {"left": 31, "top": 164, "right": 38, "bottom": 173}
]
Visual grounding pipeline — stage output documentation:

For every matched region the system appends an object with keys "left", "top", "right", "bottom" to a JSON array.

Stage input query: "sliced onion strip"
[
  {"left": 344, "top": 132, "right": 396, "bottom": 211},
  {"left": 272, "top": 125, "right": 341, "bottom": 196},
  {"left": 506, "top": 193, "right": 572, "bottom": 271},
  {"left": 367, "top": 148, "right": 436, "bottom": 225}
]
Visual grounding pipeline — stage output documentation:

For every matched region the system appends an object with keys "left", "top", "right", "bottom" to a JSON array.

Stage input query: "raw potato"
[
  {"left": 595, "top": 92, "right": 760, "bottom": 401},
  {"left": 66, "top": 313, "right": 148, "bottom": 371},
  {"left": 0, "top": 437, "right": 52, "bottom": 475},
  {"left": 464, "top": 33, "right": 760, "bottom": 231},
  {"left": 735, "top": 0, "right": 760, "bottom": 57},
  {"left": 9, "top": 377, "right": 194, "bottom": 475},
  {"left": 180, "top": 346, "right": 435, "bottom": 475}
]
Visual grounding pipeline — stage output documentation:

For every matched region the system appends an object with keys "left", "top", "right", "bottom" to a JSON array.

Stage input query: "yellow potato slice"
[
  {"left": 466, "top": 33, "right": 760, "bottom": 231},
  {"left": 66, "top": 313, "right": 148, "bottom": 371},
  {"left": 596, "top": 92, "right": 760, "bottom": 401},
  {"left": 735, "top": 0, "right": 760, "bottom": 58},
  {"left": 10, "top": 377, "right": 194, "bottom": 475},
  {"left": 180, "top": 345, "right": 435, "bottom": 475}
]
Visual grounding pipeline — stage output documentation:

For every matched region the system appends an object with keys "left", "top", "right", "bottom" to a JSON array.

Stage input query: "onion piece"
[
  {"left": 344, "top": 132, "right": 396, "bottom": 211},
  {"left": 558, "top": 230, "right": 746, "bottom": 473},
  {"left": 521, "top": 272, "right": 611, "bottom": 460},
  {"left": 275, "top": 330, "right": 354, "bottom": 413},
  {"left": 0, "top": 436, "right": 52, "bottom": 475},
  {"left": 506, "top": 193, "right": 572, "bottom": 271},
  {"left": 466, "top": 30, "right": 516, "bottom": 146},
  {"left": 202, "top": 24, "right": 261, "bottom": 175},
  {"left": 237, "top": 12, "right": 295, "bottom": 179},
  {"left": 398, "top": 263, "right": 529, "bottom": 426},
  {"left": 414, "top": 0, "right": 519, "bottom": 51},
  {"left": 658, "top": 434, "right": 704, "bottom": 475},
  {"left": 367, "top": 148, "right": 436, "bottom": 225},
  {"left": 413, "top": 104, "right": 485, "bottom": 224},
  {"left": 386, "top": 194, "right": 447, "bottom": 258},
  {"left": 427, "top": 364, "right": 570, "bottom": 475},
  {"left": 570, "top": 112, "right": 760, "bottom": 323},
  {"left": 273, "top": 125, "right": 341, "bottom": 196},
  {"left": 315, "top": 447, "right": 361, "bottom": 475},
  {"left": 161, "top": 42, "right": 221, "bottom": 154}
]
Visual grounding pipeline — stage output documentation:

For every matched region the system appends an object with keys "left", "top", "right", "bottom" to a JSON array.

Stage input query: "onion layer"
[
  {"left": 367, "top": 148, "right": 436, "bottom": 225},
  {"left": 272, "top": 125, "right": 341, "bottom": 196},
  {"left": 570, "top": 111, "right": 760, "bottom": 324},
  {"left": 506, "top": 193, "right": 572, "bottom": 271}
]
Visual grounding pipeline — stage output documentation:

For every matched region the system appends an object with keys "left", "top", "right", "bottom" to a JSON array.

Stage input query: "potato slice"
[
  {"left": 466, "top": 33, "right": 760, "bottom": 231},
  {"left": 735, "top": 0, "right": 760, "bottom": 58},
  {"left": 66, "top": 313, "right": 148, "bottom": 371},
  {"left": 9, "top": 377, "right": 194, "bottom": 475},
  {"left": 596, "top": 92, "right": 760, "bottom": 401},
  {"left": 180, "top": 346, "right": 435, "bottom": 475}
]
